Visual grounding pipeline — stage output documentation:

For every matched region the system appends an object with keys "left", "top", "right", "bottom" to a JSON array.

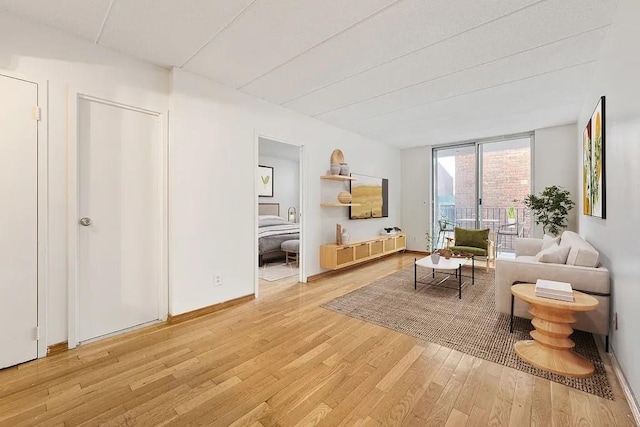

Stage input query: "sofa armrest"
[{"left": 515, "top": 238, "right": 543, "bottom": 257}]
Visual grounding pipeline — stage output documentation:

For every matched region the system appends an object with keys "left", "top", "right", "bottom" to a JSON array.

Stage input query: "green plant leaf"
[{"left": 523, "top": 185, "right": 575, "bottom": 235}]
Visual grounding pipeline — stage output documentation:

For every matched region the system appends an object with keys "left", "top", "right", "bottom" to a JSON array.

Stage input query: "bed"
[{"left": 258, "top": 204, "right": 299, "bottom": 265}]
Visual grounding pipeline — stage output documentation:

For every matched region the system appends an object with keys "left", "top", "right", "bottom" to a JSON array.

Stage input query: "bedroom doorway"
[{"left": 256, "top": 136, "right": 304, "bottom": 293}]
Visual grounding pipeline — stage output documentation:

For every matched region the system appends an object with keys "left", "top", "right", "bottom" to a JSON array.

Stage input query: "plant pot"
[
  {"left": 339, "top": 162, "right": 349, "bottom": 176},
  {"left": 507, "top": 218, "right": 516, "bottom": 224},
  {"left": 430, "top": 252, "right": 441, "bottom": 264}
]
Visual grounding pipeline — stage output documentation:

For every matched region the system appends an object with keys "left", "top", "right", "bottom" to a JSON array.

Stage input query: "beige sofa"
[{"left": 495, "top": 231, "right": 610, "bottom": 346}]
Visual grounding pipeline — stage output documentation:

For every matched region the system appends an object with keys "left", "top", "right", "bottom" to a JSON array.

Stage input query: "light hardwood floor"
[{"left": 0, "top": 254, "right": 635, "bottom": 426}]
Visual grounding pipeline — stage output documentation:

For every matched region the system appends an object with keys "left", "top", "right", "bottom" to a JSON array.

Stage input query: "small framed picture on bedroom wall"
[{"left": 258, "top": 165, "right": 274, "bottom": 197}]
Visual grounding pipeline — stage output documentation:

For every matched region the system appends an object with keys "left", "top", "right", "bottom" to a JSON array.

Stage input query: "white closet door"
[
  {"left": 0, "top": 75, "right": 38, "bottom": 368},
  {"left": 78, "top": 98, "right": 161, "bottom": 342}
]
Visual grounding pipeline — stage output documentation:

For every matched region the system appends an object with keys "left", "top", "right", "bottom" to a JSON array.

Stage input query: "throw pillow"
[
  {"left": 541, "top": 234, "right": 560, "bottom": 250},
  {"left": 535, "top": 243, "right": 571, "bottom": 264},
  {"left": 453, "top": 227, "right": 489, "bottom": 250}
]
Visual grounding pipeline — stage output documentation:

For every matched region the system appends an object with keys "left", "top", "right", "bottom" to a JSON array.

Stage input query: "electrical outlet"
[
  {"left": 614, "top": 312, "right": 618, "bottom": 330},
  {"left": 214, "top": 274, "right": 223, "bottom": 287}
]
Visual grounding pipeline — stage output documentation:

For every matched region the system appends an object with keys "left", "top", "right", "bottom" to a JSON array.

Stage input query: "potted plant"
[
  {"left": 523, "top": 185, "right": 576, "bottom": 235},
  {"left": 507, "top": 206, "right": 516, "bottom": 224},
  {"left": 425, "top": 230, "right": 440, "bottom": 264}
]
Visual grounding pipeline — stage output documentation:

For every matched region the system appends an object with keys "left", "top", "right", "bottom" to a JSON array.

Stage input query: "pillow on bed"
[{"left": 258, "top": 215, "right": 288, "bottom": 227}]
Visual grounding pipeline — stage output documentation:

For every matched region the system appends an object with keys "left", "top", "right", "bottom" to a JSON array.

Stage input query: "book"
[{"left": 535, "top": 279, "right": 574, "bottom": 302}]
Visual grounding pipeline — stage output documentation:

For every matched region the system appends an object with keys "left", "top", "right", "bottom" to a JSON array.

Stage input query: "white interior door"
[
  {"left": 78, "top": 97, "right": 161, "bottom": 342},
  {"left": 0, "top": 75, "right": 38, "bottom": 368}
]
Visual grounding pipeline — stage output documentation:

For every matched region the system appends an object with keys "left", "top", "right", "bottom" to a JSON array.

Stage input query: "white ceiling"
[{"left": 0, "top": 0, "right": 619, "bottom": 148}]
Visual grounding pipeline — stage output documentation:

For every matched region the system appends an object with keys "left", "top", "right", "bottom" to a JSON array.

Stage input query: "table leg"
[
  {"left": 514, "top": 303, "right": 595, "bottom": 377},
  {"left": 458, "top": 264, "right": 462, "bottom": 299},
  {"left": 414, "top": 258, "right": 417, "bottom": 290},
  {"left": 472, "top": 256, "right": 475, "bottom": 285}
]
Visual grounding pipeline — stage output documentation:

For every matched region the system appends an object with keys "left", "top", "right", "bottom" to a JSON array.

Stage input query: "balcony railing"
[{"left": 435, "top": 206, "right": 531, "bottom": 253}]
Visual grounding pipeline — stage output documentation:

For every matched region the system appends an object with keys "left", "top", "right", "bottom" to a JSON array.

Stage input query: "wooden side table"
[{"left": 511, "top": 283, "right": 599, "bottom": 378}]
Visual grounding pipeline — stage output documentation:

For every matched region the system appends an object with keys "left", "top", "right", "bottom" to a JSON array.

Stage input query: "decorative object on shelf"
[
  {"left": 341, "top": 228, "right": 351, "bottom": 244},
  {"left": 339, "top": 162, "right": 349, "bottom": 176},
  {"left": 430, "top": 252, "right": 441, "bottom": 264},
  {"left": 258, "top": 165, "right": 274, "bottom": 197},
  {"left": 330, "top": 163, "right": 341, "bottom": 175},
  {"left": 393, "top": 227, "right": 402, "bottom": 232},
  {"left": 287, "top": 206, "right": 297, "bottom": 223},
  {"left": 380, "top": 227, "right": 397, "bottom": 236},
  {"left": 330, "top": 149, "right": 345, "bottom": 164},
  {"left": 336, "top": 224, "right": 342, "bottom": 245},
  {"left": 337, "top": 191, "right": 352, "bottom": 204},
  {"left": 523, "top": 185, "right": 575, "bottom": 235},
  {"left": 582, "top": 96, "right": 606, "bottom": 219}
]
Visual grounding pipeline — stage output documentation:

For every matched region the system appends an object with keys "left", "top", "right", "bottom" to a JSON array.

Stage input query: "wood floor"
[{"left": 0, "top": 254, "right": 635, "bottom": 426}]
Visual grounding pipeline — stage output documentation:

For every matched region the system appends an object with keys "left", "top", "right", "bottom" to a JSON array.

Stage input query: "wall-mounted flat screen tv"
[{"left": 349, "top": 173, "right": 389, "bottom": 219}]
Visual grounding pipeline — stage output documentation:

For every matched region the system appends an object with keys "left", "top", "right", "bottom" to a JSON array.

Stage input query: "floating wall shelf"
[
  {"left": 320, "top": 175, "right": 356, "bottom": 181},
  {"left": 320, "top": 202, "right": 361, "bottom": 207}
]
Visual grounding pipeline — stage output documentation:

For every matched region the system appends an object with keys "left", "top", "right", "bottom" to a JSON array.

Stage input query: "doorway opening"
[{"left": 256, "top": 136, "right": 304, "bottom": 293}]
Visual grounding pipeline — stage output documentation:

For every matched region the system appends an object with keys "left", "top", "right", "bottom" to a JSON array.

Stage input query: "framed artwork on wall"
[
  {"left": 582, "top": 120, "right": 592, "bottom": 216},
  {"left": 583, "top": 96, "right": 606, "bottom": 218},
  {"left": 258, "top": 165, "right": 274, "bottom": 197}
]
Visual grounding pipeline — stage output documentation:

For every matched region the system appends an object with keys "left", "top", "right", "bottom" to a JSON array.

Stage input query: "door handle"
[{"left": 79, "top": 217, "right": 92, "bottom": 226}]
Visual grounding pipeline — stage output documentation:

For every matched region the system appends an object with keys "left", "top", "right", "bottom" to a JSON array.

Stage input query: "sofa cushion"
[
  {"left": 535, "top": 243, "right": 571, "bottom": 264},
  {"left": 448, "top": 246, "right": 487, "bottom": 256},
  {"left": 560, "top": 231, "right": 600, "bottom": 267},
  {"left": 542, "top": 234, "right": 560, "bottom": 250},
  {"left": 454, "top": 227, "right": 489, "bottom": 250}
]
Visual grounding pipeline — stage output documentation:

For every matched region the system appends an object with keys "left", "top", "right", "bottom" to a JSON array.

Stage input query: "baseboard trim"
[
  {"left": 167, "top": 294, "right": 255, "bottom": 325},
  {"left": 47, "top": 341, "right": 68, "bottom": 356},
  {"left": 610, "top": 350, "right": 640, "bottom": 425},
  {"left": 404, "top": 250, "right": 428, "bottom": 255}
]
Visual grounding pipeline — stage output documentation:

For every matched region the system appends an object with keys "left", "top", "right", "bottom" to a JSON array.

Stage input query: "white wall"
[
  {"left": 0, "top": 12, "right": 169, "bottom": 345},
  {"left": 169, "top": 68, "right": 401, "bottom": 315},
  {"left": 577, "top": 0, "right": 640, "bottom": 404},
  {"left": 0, "top": 10, "right": 402, "bottom": 345},
  {"left": 257, "top": 155, "right": 299, "bottom": 218},
  {"left": 533, "top": 124, "right": 578, "bottom": 237},
  {"left": 401, "top": 146, "right": 432, "bottom": 251}
]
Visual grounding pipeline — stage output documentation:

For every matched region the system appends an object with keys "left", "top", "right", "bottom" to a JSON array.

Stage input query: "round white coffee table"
[{"left": 414, "top": 256, "right": 473, "bottom": 299}]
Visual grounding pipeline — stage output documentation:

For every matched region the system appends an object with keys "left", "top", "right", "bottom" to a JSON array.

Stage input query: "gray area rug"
[{"left": 322, "top": 265, "right": 614, "bottom": 400}]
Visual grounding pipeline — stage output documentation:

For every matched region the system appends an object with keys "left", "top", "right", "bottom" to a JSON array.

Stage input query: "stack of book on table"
[{"left": 534, "top": 279, "right": 574, "bottom": 302}]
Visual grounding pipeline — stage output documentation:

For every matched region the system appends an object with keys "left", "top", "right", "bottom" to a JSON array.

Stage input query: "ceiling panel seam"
[
  {"left": 180, "top": 0, "right": 258, "bottom": 69},
  {"left": 237, "top": 0, "right": 404, "bottom": 91},
  {"left": 341, "top": 60, "right": 596, "bottom": 127},
  {"left": 308, "top": 24, "right": 610, "bottom": 117},
  {"left": 277, "top": 0, "right": 546, "bottom": 106},
  {"left": 95, "top": 0, "right": 116, "bottom": 44}
]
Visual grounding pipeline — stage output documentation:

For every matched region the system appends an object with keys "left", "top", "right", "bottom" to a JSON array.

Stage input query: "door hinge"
[
  {"left": 32, "top": 106, "right": 41, "bottom": 121},
  {"left": 35, "top": 326, "right": 40, "bottom": 341}
]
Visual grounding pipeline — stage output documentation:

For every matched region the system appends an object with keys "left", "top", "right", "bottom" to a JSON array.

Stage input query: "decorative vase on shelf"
[
  {"left": 330, "top": 163, "right": 341, "bottom": 175},
  {"left": 430, "top": 252, "right": 441, "bottom": 264},
  {"left": 341, "top": 228, "right": 351, "bottom": 244},
  {"left": 339, "top": 162, "right": 349, "bottom": 176},
  {"left": 337, "top": 191, "right": 352, "bottom": 204}
]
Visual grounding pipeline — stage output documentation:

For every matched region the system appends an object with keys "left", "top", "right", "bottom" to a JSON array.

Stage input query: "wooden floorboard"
[{"left": 0, "top": 253, "right": 635, "bottom": 426}]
